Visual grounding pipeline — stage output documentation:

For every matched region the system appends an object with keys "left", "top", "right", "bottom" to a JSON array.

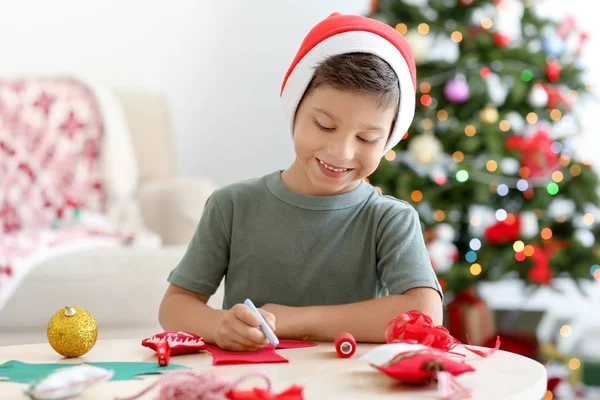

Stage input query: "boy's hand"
[{"left": 214, "top": 303, "right": 276, "bottom": 351}]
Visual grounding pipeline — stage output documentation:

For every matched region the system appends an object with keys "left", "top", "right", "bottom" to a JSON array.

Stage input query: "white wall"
[
  {"left": 0, "top": 0, "right": 371, "bottom": 187},
  {"left": 0, "top": 0, "right": 597, "bottom": 187}
]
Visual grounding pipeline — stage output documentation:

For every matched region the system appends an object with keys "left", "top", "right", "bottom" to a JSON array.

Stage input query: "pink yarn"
[{"left": 114, "top": 370, "right": 272, "bottom": 400}]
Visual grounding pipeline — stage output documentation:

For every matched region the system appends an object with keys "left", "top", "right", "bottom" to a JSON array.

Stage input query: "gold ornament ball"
[
  {"left": 479, "top": 105, "right": 499, "bottom": 124},
  {"left": 47, "top": 306, "right": 98, "bottom": 358},
  {"left": 408, "top": 131, "right": 443, "bottom": 165}
]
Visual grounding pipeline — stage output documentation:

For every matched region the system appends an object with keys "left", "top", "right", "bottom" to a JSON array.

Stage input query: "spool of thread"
[
  {"left": 335, "top": 332, "right": 356, "bottom": 358},
  {"left": 156, "top": 340, "right": 171, "bottom": 367}
]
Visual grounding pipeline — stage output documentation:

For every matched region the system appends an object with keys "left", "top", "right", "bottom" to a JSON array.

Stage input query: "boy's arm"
[
  {"left": 262, "top": 287, "right": 441, "bottom": 342},
  {"left": 158, "top": 192, "right": 230, "bottom": 343},
  {"left": 159, "top": 284, "right": 226, "bottom": 344}
]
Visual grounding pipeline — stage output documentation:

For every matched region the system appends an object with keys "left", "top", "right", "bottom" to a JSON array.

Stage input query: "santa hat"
[{"left": 280, "top": 12, "right": 417, "bottom": 155}]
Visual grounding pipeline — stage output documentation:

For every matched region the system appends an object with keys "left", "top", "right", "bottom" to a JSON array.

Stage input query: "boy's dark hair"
[{"left": 303, "top": 52, "right": 400, "bottom": 112}]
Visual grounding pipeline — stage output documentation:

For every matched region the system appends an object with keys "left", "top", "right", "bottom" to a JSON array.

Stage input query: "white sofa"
[{"left": 0, "top": 90, "right": 225, "bottom": 346}]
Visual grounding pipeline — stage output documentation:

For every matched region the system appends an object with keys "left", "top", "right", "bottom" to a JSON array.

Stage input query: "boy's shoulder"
[
  {"left": 210, "top": 173, "right": 270, "bottom": 205},
  {"left": 365, "top": 187, "right": 418, "bottom": 217}
]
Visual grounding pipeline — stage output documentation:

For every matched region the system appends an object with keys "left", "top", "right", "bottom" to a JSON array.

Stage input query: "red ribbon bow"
[{"left": 384, "top": 310, "right": 500, "bottom": 358}]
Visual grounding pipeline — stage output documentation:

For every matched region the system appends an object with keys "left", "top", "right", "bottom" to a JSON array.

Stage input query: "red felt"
[
  {"left": 141, "top": 331, "right": 207, "bottom": 356},
  {"left": 373, "top": 349, "right": 475, "bottom": 385},
  {"left": 206, "top": 345, "right": 288, "bottom": 366},
  {"left": 275, "top": 340, "right": 318, "bottom": 349},
  {"left": 205, "top": 340, "right": 317, "bottom": 366}
]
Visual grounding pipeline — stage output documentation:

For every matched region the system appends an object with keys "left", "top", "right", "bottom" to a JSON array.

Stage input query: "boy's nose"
[{"left": 327, "top": 138, "right": 354, "bottom": 162}]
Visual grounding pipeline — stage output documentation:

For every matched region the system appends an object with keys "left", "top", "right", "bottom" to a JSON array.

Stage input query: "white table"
[{"left": 0, "top": 339, "right": 547, "bottom": 399}]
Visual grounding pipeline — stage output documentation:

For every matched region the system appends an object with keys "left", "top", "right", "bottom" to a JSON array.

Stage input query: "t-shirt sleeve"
[
  {"left": 377, "top": 207, "right": 443, "bottom": 299},
  {"left": 166, "top": 192, "right": 230, "bottom": 297}
]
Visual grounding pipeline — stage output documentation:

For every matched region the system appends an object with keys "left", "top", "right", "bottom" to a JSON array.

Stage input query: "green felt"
[{"left": 0, "top": 360, "right": 188, "bottom": 383}]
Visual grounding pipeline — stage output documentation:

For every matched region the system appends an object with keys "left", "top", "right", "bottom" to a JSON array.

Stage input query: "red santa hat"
[{"left": 280, "top": 12, "right": 417, "bottom": 155}]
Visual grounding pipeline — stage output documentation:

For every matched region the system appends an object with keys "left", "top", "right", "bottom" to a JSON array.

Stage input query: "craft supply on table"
[
  {"left": 334, "top": 332, "right": 356, "bottom": 358},
  {"left": 0, "top": 361, "right": 187, "bottom": 384},
  {"left": 385, "top": 309, "right": 500, "bottom": 357},
  {"left": 46, "top": 305, "right": 98, "bottom": 358},
  {"left": 140, "top": 328, "right": 316, "bottom": 367},
  {"left": 244, "top": 299, "right": 279, "bottom": 346},
  {"left": 361, "top": 342, "right": 475, "bottom": 399},
  {"left": 23, "top": 364, "right": 113, "bottom": 400},
  {"left": 205, "top": 340, "right": 318, "bottom": 366},
  {"left": 141, "top": 330, "right": 207, "bottom": 366},
  {"left": 114, "top": 370, "right": 304, "bottom": 400}
]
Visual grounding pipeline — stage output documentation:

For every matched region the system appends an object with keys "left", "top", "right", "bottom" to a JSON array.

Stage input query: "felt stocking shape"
[
  {"left": 205, "top": 345, "right": 289, "bottom": 366},
  {"left": 275, "top": 340, "right": 318, "bottom": 349},
  {"left": 203, "top": 340, "right": 317, "bottom": 366}
]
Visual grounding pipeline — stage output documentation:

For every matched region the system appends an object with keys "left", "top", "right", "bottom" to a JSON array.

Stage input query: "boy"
[{"left": 159, "top": 12, "right": 443, "bottom": 352}]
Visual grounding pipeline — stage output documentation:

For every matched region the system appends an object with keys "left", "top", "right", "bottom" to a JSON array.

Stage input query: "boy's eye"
[
  {"left": 358, "top": 137, "right": 380, "bottom": 144},
  {"left": 314, "top": 119, "right": 335, "bottom": 132}
]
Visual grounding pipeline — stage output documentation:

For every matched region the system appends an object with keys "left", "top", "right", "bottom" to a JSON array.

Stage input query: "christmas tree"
[{"left": 367, "top": 0, "right": 600, "bottom": 295}]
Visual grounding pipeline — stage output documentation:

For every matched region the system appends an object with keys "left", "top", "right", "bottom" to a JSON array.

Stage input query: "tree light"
[
  {"left": 521, "top": 69, "right": 533, "bottom": 81},
  {"left": 470, "top": 238, "right": 481, "bottom": 250},
  {"left": 517, "top": 179, "right": 529, "bottom": 191},
  {"left": 456, "top": 170, "right": 469, "bottom": 182},
  {"left": 470, "top": 263, "right": 482, "bottom": 275},
  {"left": 513, "top": 241, "right": 525, "bottom": 252},
  {"left": 466, "top": 251, "right": 477, "bottom": 262},
  {"left": 547, "top": 182, "right": 559, "bottom": 195}
]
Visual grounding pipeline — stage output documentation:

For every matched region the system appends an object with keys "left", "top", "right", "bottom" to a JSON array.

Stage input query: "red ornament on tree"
[
  {"left": 546, "top": 60, "right": 561, "bottom": 82},
  {"left": 484, "top": 216, "right": 521, "bottom": 245},
  {"left": 527, "top": 245, "right": 552, "bottom": 285},
  {"left": 493, "top": 32, "right": 511, "bottom": 47},
  {"left": 506, "top": 128, "right": 559, "bottom": 178},
  {"left": 527, "top": 241, "right": 568, "bottom": 285},
  {"left": 541, "top": 83, "right": 572, "bottom": 110}
]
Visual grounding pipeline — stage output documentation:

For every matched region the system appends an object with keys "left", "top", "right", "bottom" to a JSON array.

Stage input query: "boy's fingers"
[
  {"left": 232, "top": 322, "right": 269, "bottom": 346},
  {"left": 259, "top": 309, "right": 276, "bottom": 331},
  {"left": 233, "top": 304, "right": 261, "bottom": 327},
  {"left": 229, "top": 329, "right": 266, "bottom": 350}
]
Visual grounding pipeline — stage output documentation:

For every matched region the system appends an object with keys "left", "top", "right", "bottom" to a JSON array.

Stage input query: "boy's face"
[{"left": 290, "top": 84, "right": 396, "bottom": 196}]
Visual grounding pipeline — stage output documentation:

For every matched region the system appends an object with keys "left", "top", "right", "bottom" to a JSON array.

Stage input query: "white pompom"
[
  {"left": 434, "top": 223, "right": 455, "bottom": 242},
  {"left": 548, "top": 198, "right": 576, "bottom": 219},
  {"left": 520, "top": 211, "right": 539, "bottom": 239},
  {"left": 574, "top": 229, "right": 595, "bottom": 248},
  {"left": 505, "top": 111, "right": 525, "bottom": 133},
  {"left": 500, "top": 158, "right": 520, "bottom": 175},
  {"left": 468, "top": 205, "right": 497, "bottom": 237},
  {"left": 427, "top": 239, "right": 458, "bottom": 273},
  {"left": 528, "top": 83, "right": 549, "bottom": 108}
]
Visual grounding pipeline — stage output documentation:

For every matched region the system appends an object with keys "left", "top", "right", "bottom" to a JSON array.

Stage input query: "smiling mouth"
[{"left": 316, "top": 158, "right": 353, "bottom": 172}]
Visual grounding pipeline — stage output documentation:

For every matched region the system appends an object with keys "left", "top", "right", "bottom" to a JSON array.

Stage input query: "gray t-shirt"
[{"left": 167, "top": 170, "right": 442, "bottom": 309}]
